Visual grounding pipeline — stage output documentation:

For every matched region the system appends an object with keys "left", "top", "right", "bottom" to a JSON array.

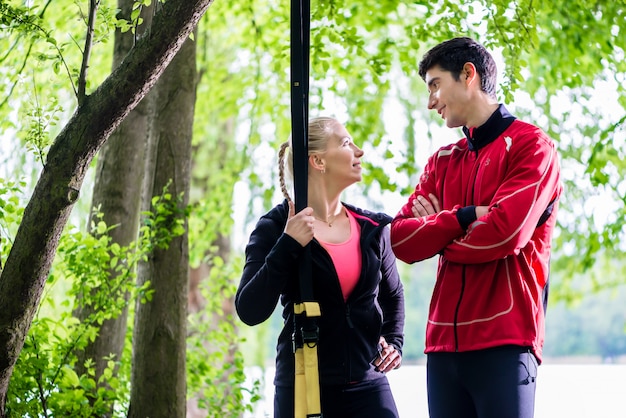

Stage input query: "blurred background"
[{"left": 1, "top": 0, "right": 625, "bottom": 416}]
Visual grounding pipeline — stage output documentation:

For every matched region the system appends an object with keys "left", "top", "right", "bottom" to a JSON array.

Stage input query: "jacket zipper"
[
  {"left": 453, "top": 266, "right": 466, "bottom": 351},
  {"left": 345, "top": 304, "right": 354, "bottom": 329},
  {"left": 454, "top": 148, "right": 480, "bottom": 351}
]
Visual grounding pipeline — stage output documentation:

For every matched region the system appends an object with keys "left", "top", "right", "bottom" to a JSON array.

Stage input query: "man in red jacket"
[{"left": 391, "top": 37, "right": 562, "bottom": 418}]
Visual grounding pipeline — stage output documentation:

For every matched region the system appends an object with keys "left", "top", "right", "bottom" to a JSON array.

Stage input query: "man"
[{"left": 390, "top": 37, "right": 562, "bottom": 418}]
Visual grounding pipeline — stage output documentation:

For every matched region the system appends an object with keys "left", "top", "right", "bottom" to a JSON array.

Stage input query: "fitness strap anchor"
[{"left": 290, "top": 0, "right": 322, "bottom": 416}]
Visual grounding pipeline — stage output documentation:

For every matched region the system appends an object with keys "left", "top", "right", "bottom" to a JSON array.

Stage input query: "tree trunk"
[
  {"left": 0, "top": 0, "right": 213, "bottom": 414},
  {"left": 128, "top": 32, "right": 197, "bottom": 418},
  {"left": 73, "top": 0, "right": 155, "bottom": 397}
]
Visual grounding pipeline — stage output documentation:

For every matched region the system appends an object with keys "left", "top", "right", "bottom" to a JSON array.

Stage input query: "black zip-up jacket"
[{"left": 236, "top": 200, "right": 405, "bottom": 386}]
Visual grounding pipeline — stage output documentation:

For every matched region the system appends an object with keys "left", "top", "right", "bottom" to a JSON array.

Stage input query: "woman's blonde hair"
[{"left": 278, "top": 116, "right": 340, "bottom": 202}]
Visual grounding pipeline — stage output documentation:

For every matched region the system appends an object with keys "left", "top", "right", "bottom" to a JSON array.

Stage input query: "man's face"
[{"left": 424, "top": 65, "right": 470, "bottom": 128}]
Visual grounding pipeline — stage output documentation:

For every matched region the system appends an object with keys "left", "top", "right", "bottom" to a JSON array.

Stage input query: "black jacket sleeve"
[
  {"left": 376, "top": 226, "right": 405, "bottom": 354},
  {"left": 235, "top": 213, "right": 304, "bottom": 326}
]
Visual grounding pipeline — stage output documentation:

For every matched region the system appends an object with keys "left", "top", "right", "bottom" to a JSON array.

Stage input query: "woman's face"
[{"left": 321, "top": 124, "right": 364, "bottom": 185}]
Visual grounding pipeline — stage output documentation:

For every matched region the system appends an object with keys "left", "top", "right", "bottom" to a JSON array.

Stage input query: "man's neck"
[{"left": 467, "top": 99, "right": 499, "bottom": 129}]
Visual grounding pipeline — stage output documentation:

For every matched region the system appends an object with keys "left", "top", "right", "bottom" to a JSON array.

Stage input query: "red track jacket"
[{"left": 391, "top": 105, "right": 561, "bottom": 362}]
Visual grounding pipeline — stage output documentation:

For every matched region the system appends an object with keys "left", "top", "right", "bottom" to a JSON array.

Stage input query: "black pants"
[
  {"left": 274, "top": 376, "right": 399, "bottom": 418},
  {"left": 427, "top": 345, "right": 538, "bottom": 418}
]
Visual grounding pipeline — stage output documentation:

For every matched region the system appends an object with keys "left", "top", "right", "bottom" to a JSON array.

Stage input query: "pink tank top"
[{"left": 318, "top": 210, "right": 362, "bottom": 302}]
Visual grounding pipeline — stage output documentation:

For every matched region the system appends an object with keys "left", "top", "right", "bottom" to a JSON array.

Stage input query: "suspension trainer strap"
[
  {"left": 293, "top": 302, "right": 321, "bottom": 418},
  {"left": 290, "top": 0, "right": 309, "bottom": 216},
  {"left": 290, "top": 0, "right": 321, "bottom": 417}
]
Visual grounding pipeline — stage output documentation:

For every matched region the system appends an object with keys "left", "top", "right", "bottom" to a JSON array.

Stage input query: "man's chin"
[{"left": 445, "top": 120, "right": 462, "bottom": 129}]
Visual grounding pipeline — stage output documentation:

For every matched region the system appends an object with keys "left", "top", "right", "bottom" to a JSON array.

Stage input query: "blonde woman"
[{"left": 236, "top": 117, "right": 405, "bottom": 418}]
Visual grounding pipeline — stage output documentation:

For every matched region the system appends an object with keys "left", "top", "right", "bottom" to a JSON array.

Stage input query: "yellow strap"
[
  {"left": 303, "top": 342, "right": 321, "bottom": 415},
  {"left": 294, "top": 301, "right": 321, "bottom": 317},
  {"left": 294, "top": 348, "right": 306, "bottom": 418},
  {"left": 294, "top": 345, "right": 322, "bottom": 418},
  {"left": 294, "top": 301, "right": 322, "bottom": 417}
]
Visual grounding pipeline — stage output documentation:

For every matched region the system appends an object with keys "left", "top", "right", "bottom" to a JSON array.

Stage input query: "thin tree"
[
  {"left": 73, "top": 0, "right": 155, "bottom": 397},
  {"left": 128, "top": 30, "right": 197, "bottom": 418}
]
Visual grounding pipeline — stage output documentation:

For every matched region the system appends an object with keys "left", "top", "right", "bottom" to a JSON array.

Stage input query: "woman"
[{"left": 236, "top": 116, "right": 405, "bottom": 418}]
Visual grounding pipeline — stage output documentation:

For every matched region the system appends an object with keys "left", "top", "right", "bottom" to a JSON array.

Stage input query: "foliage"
[
  {"left": 509, "top": 0, "right": 626, "bottom": 295},
  {"left": 186, "top": 252, "right": 260, "bottom": 417},
  {"left": 0, "top": 0, "right": 116, "bottom": 101},
  {"left": 142, "top": 183, "right": 189, "bottom": 254},
  {"left": 194, "top": 0, "right": 626, "bottom": 289},
  {"left": 7, "top": 222, "right": 133, "bottom": 417},
  {"left": 6, "top": 188, "right": 186, "bottom": 416},
  {"left": 2, "top": 181, "right": 256, "bottom": 415},
  {"left": 0, "top": 178, "right": 25, "bottom": 270},
  {"left": 0, "top": 0, "right": 116, "bottom": 197},
  {"left": 3, "top": 0, "right": 623, "bottom": 289}
]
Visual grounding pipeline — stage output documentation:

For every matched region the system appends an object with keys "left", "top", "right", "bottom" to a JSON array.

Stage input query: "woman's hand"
[
  {"left": 371, "top": 336, "right": 402, "bottom": 373},
  {"left": 284, "top": 200, "right": 315, "bottom": 247}
]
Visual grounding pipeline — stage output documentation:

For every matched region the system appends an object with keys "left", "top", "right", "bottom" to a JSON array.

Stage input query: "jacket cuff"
[{"left": 456, "top": 206, "right": 477, "bottom": 231}]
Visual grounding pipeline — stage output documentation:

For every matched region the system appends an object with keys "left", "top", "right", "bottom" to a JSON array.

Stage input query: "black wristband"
[{"left": 456, "top": 205, "right": 477, "bottom": 231}]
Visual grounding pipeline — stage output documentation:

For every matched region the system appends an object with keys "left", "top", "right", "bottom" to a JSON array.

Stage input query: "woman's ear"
[{"left": 309, "top": 154, "right": 325, "bottom": 173}]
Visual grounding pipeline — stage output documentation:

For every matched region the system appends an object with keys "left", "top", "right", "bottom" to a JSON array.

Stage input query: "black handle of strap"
[{"left": 290, "top": 0, "right": 313, "bottom": 302}]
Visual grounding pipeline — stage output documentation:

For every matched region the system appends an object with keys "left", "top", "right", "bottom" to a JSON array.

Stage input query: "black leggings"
[
  {"left": 427, "top": 345, "right": 538, "bottom": 418},
  {"left": 274, "top": 376, "right": 399, "bottom": 418}
]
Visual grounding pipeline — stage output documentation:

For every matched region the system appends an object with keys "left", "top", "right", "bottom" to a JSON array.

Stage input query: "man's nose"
[{"left": 427, "top": 94, "right": 437, "bottom": 110}]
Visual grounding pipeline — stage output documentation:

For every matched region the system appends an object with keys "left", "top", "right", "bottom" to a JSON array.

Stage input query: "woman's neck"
[
  {"left": 307, "top": 175, "right": 344, "bottom": 218},
  {"left": 308, "top": 194, "right": 343, "bottom": 220}
]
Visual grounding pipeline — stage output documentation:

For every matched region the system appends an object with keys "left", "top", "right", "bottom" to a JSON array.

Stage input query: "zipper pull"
[{"left": 345, "top": 305, "right": 354, "bottom": 329}]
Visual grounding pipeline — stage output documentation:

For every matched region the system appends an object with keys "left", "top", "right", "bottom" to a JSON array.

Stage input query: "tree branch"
[{"left": 78, "top": 0, "right": 100, "bottom": 104}]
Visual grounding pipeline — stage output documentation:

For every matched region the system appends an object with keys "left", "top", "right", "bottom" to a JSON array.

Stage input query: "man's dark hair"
[{"left": 418, "top": 37, "right": 497, "bottom": 99}]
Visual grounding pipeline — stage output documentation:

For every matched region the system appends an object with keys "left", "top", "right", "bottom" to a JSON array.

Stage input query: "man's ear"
[{"left": 462, "top": 62, "right": 478, "bottom": 85}]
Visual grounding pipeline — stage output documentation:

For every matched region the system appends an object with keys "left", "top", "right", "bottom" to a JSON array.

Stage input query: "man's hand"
[
  {"left": 475, "top": 205, "right": 490, "bottom": 219},
  {"left": 411, "top": 193, "right": 440, "bottom": 217}
]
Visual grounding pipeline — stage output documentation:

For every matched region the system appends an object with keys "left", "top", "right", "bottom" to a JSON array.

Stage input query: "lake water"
[{"left": 245, "top": 363, "right": 626, "bottom": 417}]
